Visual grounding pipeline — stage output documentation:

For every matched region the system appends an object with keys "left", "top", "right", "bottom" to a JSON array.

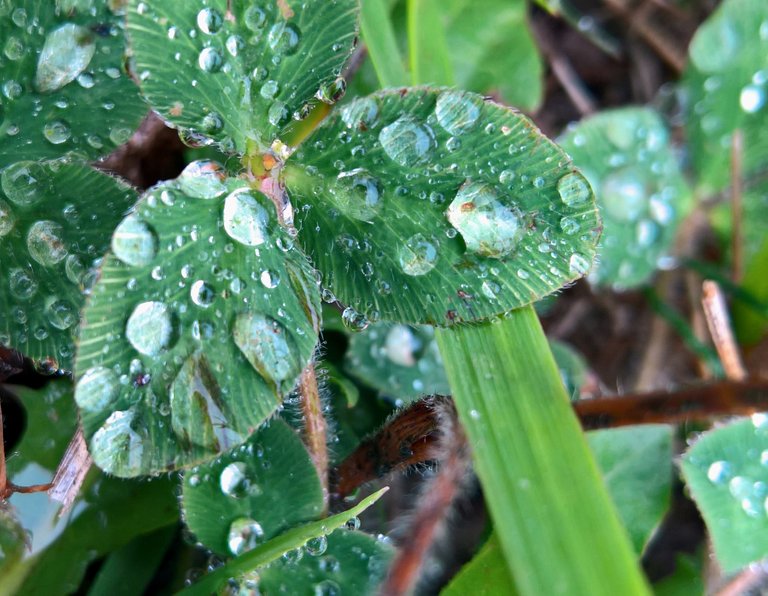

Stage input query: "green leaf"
[
  {"left": 681, "top": 417, "right": 768, "bottom": 572},
  {"left": 588, "top": 425, "right": 674, "bottom": 554},
  {"left": 287, "top": 87, "right": 600, "bottom": 325},
  {"left": 442, "top": 534, "right": 517, "bottom": 596},
  {"left": 682, "top": 0, "right": 768, "bottom": 193},
  {"left": 558, "top": 107, "right": 692, "bottom": 289},
  {"left": 0, "top": 1, "right": 145, "bottom": 166},
  {"left": 181, "top": 420, "right": 324, "bottom": 557},
  {"left": 255, "top": 529, "right": 393, "bottom": 595},
  {"left": 407, "top": 0, "right": 454, "bottom": 86},
  {"left": 1, "top": 476, "right": 179, "bottom": 595},
  {"left": 435, "top": 308, "right": 649, "bottom": 595},
  {"left": 549, "top": 339, "right": 588, "bottom": 400},
  {"left": 440, "top": 0, "right": 543, "bottom": 111},
  {"left": 75, "top": 162, "right": 320, "bottom": 476},
  {"left": 345, "top": 322, "right": 449, "bottom": 403},
  {"left": 126, "top": 0, "right": 358, "bottom": 154},
  {"left": 180, "top": 487, "right": 389, "bottom": 596},
  {"left": 0, "top": 159, "right": 137, "bottom": 370},
  {"left": 0, "top": 505, "right": 27, "bottom": 577},
  {"left": 360, "top": 0, "right": 408, "bottom": 88},
  {"left": 653, "top": 553, "right": 704, "bottom": 596}
]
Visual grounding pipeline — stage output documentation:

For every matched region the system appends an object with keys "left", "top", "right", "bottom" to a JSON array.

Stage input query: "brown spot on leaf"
[
  {"left": 277, "top": 0, "right": 294, "bottom": 19},
  {"left": 169, "top": 102, "right": 183, "bottom": 117}
]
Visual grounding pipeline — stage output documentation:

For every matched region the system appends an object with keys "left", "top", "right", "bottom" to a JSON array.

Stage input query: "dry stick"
[
  {"left": 379, "top": 398, "right": 469, "bottom": 596},
  {"left": 299, "top": 363, "right": 329, "bottom": 510},
  {"left": 48, "top": 426, "right": 92, "bottom": 516},
  {"left": 702, "top": 280, "right": 748, "bottom": 381},
  {"left": 716, "top": 560, "right": 768, "bottom": 596},
  {"left": 731, "top": 129, "right": 745, "bottom": 283}
]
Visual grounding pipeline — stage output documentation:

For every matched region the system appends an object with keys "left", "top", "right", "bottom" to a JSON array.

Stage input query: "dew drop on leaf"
[
  {"left": 35, "top": 23, "right": 96, "bottom": 93},
  {"left": 601, "top": 167, "right": 647, "bottom": 222},
  {"left": 223, "top": 190, "right": 270, "bottom": 246},
  {"left": 707, "top": 460, "right": 733, "bottom": 484},
  {"left": 196, "top": 8, "right": 223, "bottom": 35},
  {"left": 1, "top": 162, "right": 46, "bottom": 206},
  {"left": 340, "top": 97, "right": 379, "bottom": 129},
  {"left": 739, "top": 84, "right": 766, "bottom": 113},
  {"left": 90, "top": 410, "right": 145, "bottom": 476},
  {"left": 125, "top": 301, "right": 174, "bottom": 356},
  {"left": 306, "top": 535, "right": 328, "bottom": 556},
  {"left": 177, "top": 160, "right": 228, "bottom": 199},
  {"left": 435, "top": 90, "right": 482, "bottom": 136},
  {"left": 233, "top": 313, "right": 300, "bottom": 386},
  {"left": 397, "top": 233, "right": 438, "bottom": 276},
  {"left": 46, "top": 297, "right": 77, "bottom": 330},
  {"left": 446, "top": 181, "right": 524, "bottom": 258},
  {"left": 220, "top": 461, "right": 249, "bottom": 498},
  {"left": 26, "top": 220, "right": 68, "bottom": 266},
  {"left": 384, "top": 325, "right": 420, "bottom": 366},
  {"left": 341, "top": 307, "right": 370, "bottom": 332},
  {"left": 330, "top": 169, "right": 382, "bottom": 222},
  {"left": 75, "top": 366, "right": 120, "bottom": 411},
  {"left": 8, "top": 268, "right": 38, "bottom": 299},
  {"left": 190, "top": 280, "right": 216, "bottom": 308},
  {"left": 43, "top": 120, "right": 72, "bottom": 144},
  {"left": 227, "top": 517, "right": 265, "bottom": 555},
  {"left": 267, "top": 22, "right": 301, "bottom": 55},
  {"left": 568, "top": 253, "right": 591, "bottom": 277},
  {"left": 198, "top": 47, "right": 223, "bottom": 73},
  {"left": 243, "top": 6, "right": 267, "bottom": 31},
  {"left": 379, "top": 116, "right": 437, "bottom": 167},
  {"left": 112, "top": 214, "right": 158, "bottom": 267},
  {"left": 0, "top": 199, "right": 14, "bottom": 237}
]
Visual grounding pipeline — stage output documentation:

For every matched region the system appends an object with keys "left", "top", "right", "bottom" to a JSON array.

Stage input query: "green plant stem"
[{"left": 435, "top": 306, "right": 649, "bottom": 596}]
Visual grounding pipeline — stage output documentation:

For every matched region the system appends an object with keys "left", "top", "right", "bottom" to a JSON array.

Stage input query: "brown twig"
[
  {"left": 716, "top": 560, "right": 768, "bottom": 596},
  {"left": 702, "top": 280, "right": 747, "bottom": 381},
  {"left": 48, "top": 426, "right": 92, "bottom": 516},
  {"left": 731, "top": 129, "right": 744, "bottom": 283},
  {"left": 299, "top": 363, "right": 329, "bottom": 510}
]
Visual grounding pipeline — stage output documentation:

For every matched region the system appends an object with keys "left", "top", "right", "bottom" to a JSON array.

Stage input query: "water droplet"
[
  {"left": 707, "top": 460, "right": 732, "bottom": 484},
  {"left": 602, "top": 167, "right": 647, "bottom": 222},
  {"left": 398, "top": 233, "right": 438, "bottom": 276},
  {"left": 636, "top": 219, "right": 660, "bottom": 248},
  {"left": 220, "top": 461, "right": 249, "bottom": 498},
  {"left": 244, "top": 6, "right": 266, "bottom": 31},
  {"left": 379, "top": 116, "right": 436, "bottom": 167},
  {"left": 481, "top": 280, "right": 501, "bottom": 300},
  {"left": 112, "top": 214, "right": 158, "bottom": 267},
  {"left": 0, "top": 199, "right": 14, "bottom": 237},
  {"left": 43, "top": 120, "right": 71, "bottom": 144},
  {"left": 75, "top": 366, "right": 120, "bottom": 411},
  {"left": 740, "top": 84, "right": 766, "bottom": 114},
  {"left": 90, "top": 410, "right": 145, "bottom": 476},
  {"left": 1, "top": 162, "right": 47, "bottom": 206},
  {"left": 316, "top": 77, "right": 346, "bottom": 105},
  {"left": 3, "top": 36, "right": 24, "bottom": 61},
  {"left": 178, "top": 160, "right": 228, "bottom": 199},
  {"left": 446, "top": 181, "right": 524, "bottom": 258},
  {"left": 306, "top": 535, "right": 328, "bottom": 556},
  {"left": 190, "top": 280, "right": 216, "bottom": 308},
  {"left": 46, "top": 298, "right": 76, "bottom": 330},
  {"left": 557, "top": 171, "right": 592, "bottom": 208},
  {"left": 196, "top": 8, "right": 223, "bottom": 34},
  {"left": 260, "top": 270, "right": 280, "bottom": 288},
  {"left": 223, "top": 189, "right": 270, "bottom": 246},
  {"left": 198, "top": 47, "right": 223, "bottom": 73},
  {"left": 233, "top": 313, "right": 301, "bottom": 386},
  {"left": 560, "top": 216, "right": 580, "bottom": 235},
  {"left": 27, "top": 220, "right": 68, "bottom": 266},
  {"left": 340, "top": 97, "right": 379, "bottom": 129},
  {"left": 9, "top": 268, "right": 38, "bottom": 299},
  {"left": 435, "top": 90, "right": 482, "bottom": 136},
  {"left": 384, "top": 325, "right": 420, "bottom": 366},
  {"left": 568, "top": 253, "right": 591, "bottom": 276},
  {"left": 267, "top": 22, "right": 300, "bottom": 55},
  {"left": 228, "top": 518, "right": 265, "bottom": 555},
  {"left": 314, "top": 580, "right": 341, "bottom": 596},
  {"left": 345, "top": 516, "right": 361, "bottom": 531},
  {"left": 125, "top": 301, "right": 174, "bottom": 356},
  {"left": 330, "top": 169, "right": 382, "bottom": 222},
  {"left": 267, "top": 100, "right": 289, "bottom": 126},
  {"left": 341, "top": 307, "right": 369, "bottom": 332},
  {"left": 35, "top": 23, "right": 95, "bottom": 92}
]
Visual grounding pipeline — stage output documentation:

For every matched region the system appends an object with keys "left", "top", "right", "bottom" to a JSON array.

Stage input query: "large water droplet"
[
  {"left": 220, "top": 461, "right": 250, "bottom": 498},
  {"left": 601, "top": 167, "right": 648, "bottom": 222},
  {"left": 330, "top": 169, "right": 382, "bottom": 222},
  {"left": 435, "top": 90, "right": 482, "bottom": 136},
  {"left": 1, "top": 162, "right": 47, "bottom": 206},
  {"left": 340, "top": 97, "right": 379, "bottom": 130},
  {"left": 446, "top": 182, "right": 524, "bottom": 258},
  {"left": 8, "top": 268, "right": 37, "bottom": 299},
  {"left": 196, "top": 7, "right": 223, "bottom": 34},
  {"left": 379, "top": 116, "right": 436, "bottom": 167},
  {"left": 35, "top": 23, "right": 96, "bottom": 93},
  {"left": 190, "top": 280, "right": 216, "bottom": 308},
  {"left": 46, "top": 297, "right": 77, "bottom": 330},
  {"left": 244, "top": 6, "right": 267, "bottom": 31},
  {"left": 398, "top": 233, "right": 438, "bottom": 276},
  {"left": 125, "top": 301, "right": 174, "bottom": 356},
  {"left": 43, "top": 120, "right": 72, "bottom": 144},
  {"left": 267, "top": 22, "right": 300, "bottom": 55},
  {"left": 75, "top": 366, "right": 120, "bottom": 411},
  {"left": 223, "top": 189, "right": 270, "bottom": 246},
  {"left": 112, "top": 214, "right": 158, "bottom": 267},
  {"left": 27, "top": 220, "right": 68, "bottom": 266},
  {"left": 178, "top": 160, "right": 228, "bottom": 199},
  {"left": 198, "top": 47, "right": 223, "bottom": 72},
  {"left": 306, "top": 535, "right": 328, "bottom": 556},
  {"left": 228, "top": 518, "right": 265, "bottom": 555},
  {"left": 233, "top": 313, "right": 301, "bottom": 387},
  {"left": 90, "top": 410, "right": 145, "bottom": 476},
  {"left": 0, "top": 199, "right": 14, "bottom": 237},
  {"left": 557, "top": 171, "right": 592, "bottom": 208}
]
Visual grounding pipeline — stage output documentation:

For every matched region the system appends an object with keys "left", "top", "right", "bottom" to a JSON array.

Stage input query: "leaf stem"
[{"left": 298, "top": 363, "right": 329, "bottom": 510}]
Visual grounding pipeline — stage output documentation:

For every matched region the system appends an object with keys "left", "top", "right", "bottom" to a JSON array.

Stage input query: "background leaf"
[
  {"left": 75, "top": 164, "right": 320, "bottom": 476},
  {"left": 681, "top": 417, "right": 768, "bottom": 572},
  {"left": 0, "top": 0, "right": 145, "bottom": 165},
  {"left": 559, "top": 107, "right": 692, "bottom": 289},
  {"left": 287, "top": 87, "right": 599, "bottom": 325},
  {"left": 0, "top": 159, "right": 137, "bottom": 370},
  {"left": 126, "top": 0, "right": 358, "bottom": 153},
  {"left": 442, "top": 534, "right": 517, "bottom": 596},
  {"left": 181, "top": 420, "right": 324, "bottom": 557}
]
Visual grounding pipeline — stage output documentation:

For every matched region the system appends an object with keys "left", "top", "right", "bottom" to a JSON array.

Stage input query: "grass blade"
[
  {"left": 407, "top": 0, "right": 454, "bottom": 86},
  {"left": 360, "top": 0, "right": 408, "bottom": 87}
]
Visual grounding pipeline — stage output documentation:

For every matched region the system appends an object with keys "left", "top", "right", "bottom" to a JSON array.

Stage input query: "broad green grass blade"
[
  {"left": 441, "top": 534, "right": 517, "bottom": 596},
  {"left": 682, "top": 0, "right": 768, "bottom": 194},
  {"left": 361, "top": 0, "right": 408, "bottom": 88},
  {"left": 345, "top": 322, "right": 449, "bottom": 402},
  {"left": 126, "top": 0, "right": 358, "bottom": 154},
  {"left": 440, "top": 0, "right": 543, "bottom": 111},
  {"left": 75, "top": 163, "right": 320, "bottom": 476},
  {"left": 255, "top": 530, "right": 393, "bottom": 594},
  {"left": 407, "top": 0, "right": 454, "bottom": 86},
  {"left": 181, "top": 420, "right": 324, "bottom": 557},
  {"left": 681, "top": 417, "right": 768, "bottom": 572},
  {"left": 559, "top": 107, "right": 692, "bottom": 290},
  {"left": 0, "top": 160, "right": 137, "bottom": 370},
  {"left": 286, "top": 87, "right": 599, "bottom": 325},
  {"left": 435, "top": 307, "right": 649, "bottom": 596},
  {"left": 0, "top": 1, "right": 145, "bottom": 166},
  {"left": 587, "top": 425, "right": 673, "bottom": 554},
  {"left": 180, "top": 487, "right": 389, "bottom": 596}
]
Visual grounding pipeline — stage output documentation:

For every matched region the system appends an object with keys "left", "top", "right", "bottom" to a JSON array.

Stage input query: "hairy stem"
[{"left": 299, "top": 363, "right": 328, "bottom": 510}]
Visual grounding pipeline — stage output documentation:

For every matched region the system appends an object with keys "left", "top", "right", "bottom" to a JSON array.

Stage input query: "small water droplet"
[
  {"left": 220, "top": 461, "right": 249, "bottom": 498},
  {"left": 260, "top": 270, "right": 280, "bottom": 289},
  {"left": 46, "top": 297, "right": 76, "bottom": 330},
  {"left": 125, "top": 301, "right": 174, "bottom": 356},
  {"left": 306, "top": 535, "right": 328, "bottom": 556},
  {"left": 198, "top": 47, "right": 223, "bottom": 73},
  {"left": 557, "top": 171, "right": 592, "bottom": 208},
  {"left": 90, "top": 410, "right": 145, "bottom": 475},
  {"left": 75, "top": 366, "right": 120, "bottom": 411},
  {"left": 196, "top": 7, "right": 223, "bottom": 34},
  {"left": 435, "top": 90, "right": 482, "bottom": 136},
  {"left": 379, "top": 116, "right": 436, "bottom": 167},
  {"left": 341, "top": 307, "right": 369, "bottom": 332},
  {"left": 316, "top": 76, "right": 346, "bottom": 105},
  {"left": 398, "top": 233, "right": 438, "bottom": 276},
  {"left": 112, "top": 214, "right": 158, "bottom": 267},
  {"left": 0, "top": 199, "right": 14, "bottom": 237},
  {"left": 228, "top": 518, "right": 265, "bottom": 555},
  {"left": 190, "top": 280, "right": 216, "bottom": 308},
  {"left": 330, "top": 169, "right": 382, "bottom": 222},
  {"left": 43, "top": 120, "right": 71, "bottom": 144},
  {"left": 267, "top": 22, "right": 300, "bottom": 55},
  {"left": 568, "top": 253, "right": 591, "bottom": 276},
  {"left": 223, "top": 189, "right": 270, "bottom": 246},
  {"left": 9, "top": 267, "right": 38, "bottom": 299},
  {"left": 707, "top": 460, "right": 732, "bottom": 484},
  {"left": 35, "top": 23, "right": 96, "bottom": 93},
  {"left": 340, "top": 97, "right": 379, "bottom": 129},
  {"left": 26, "top": 220, "right": 67, "bottom": 266},
  {"left": 740, "top": 84, "right": 766, "bottom": 114},
  {"left": 244, "top": 6, "right": 266, "bottom": 31}
]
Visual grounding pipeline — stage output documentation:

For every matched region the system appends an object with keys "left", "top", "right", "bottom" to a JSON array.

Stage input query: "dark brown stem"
[
  {"left": 299, "top": 363, "right": 329, "bottom": 509},
  {"left": 702, "top": 280, "right": 747, "bottom": 381}
]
